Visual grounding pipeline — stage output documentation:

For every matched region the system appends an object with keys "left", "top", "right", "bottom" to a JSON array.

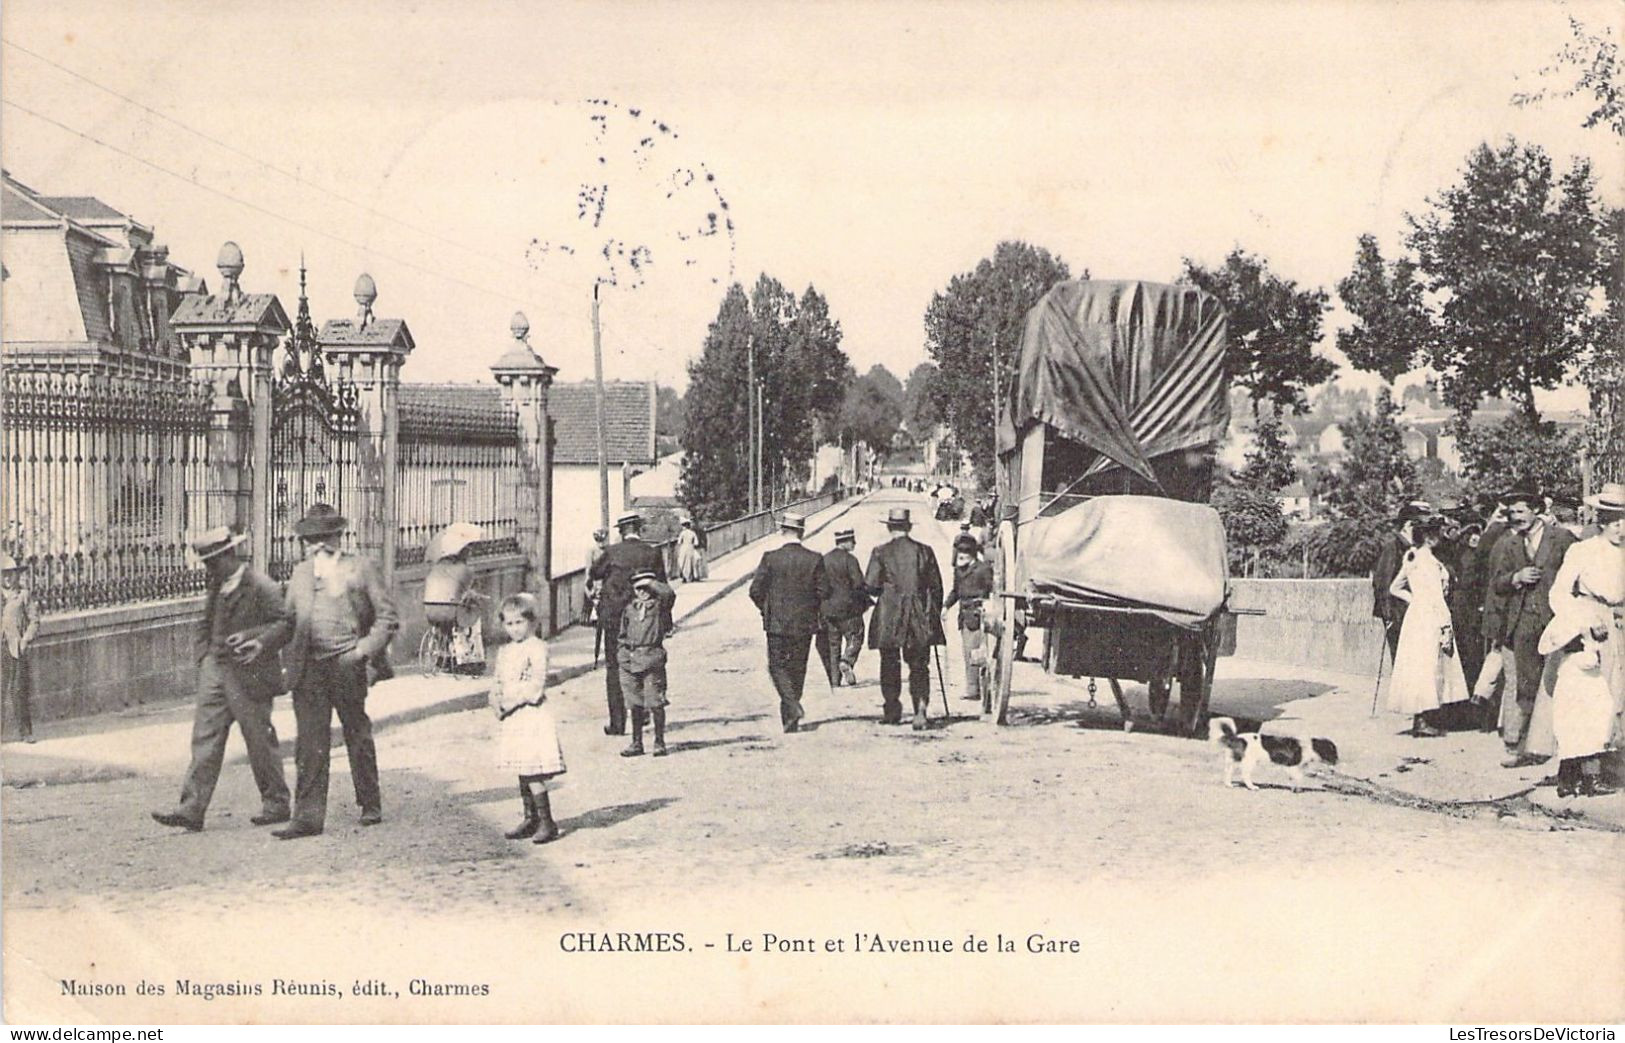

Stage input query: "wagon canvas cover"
[
  {"left": 1014, "top": 495, "right": 1228, "bottom": 628},
  {"left": 997, "top": 279, "right": 1229, "bottom": 488}
]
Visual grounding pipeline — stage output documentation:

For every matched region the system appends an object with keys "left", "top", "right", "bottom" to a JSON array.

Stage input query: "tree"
[
  {"left": 901, "top": 361, "right": 942, "bottom": 438},
  {"left": 1579, "top": 205, "right": 1624, "bottom": 486},
  {"left": 1237, "top": 407, "right": 1298, "bottom": 493},
  {"left": 1513, "top": 13, "right": 1623, "bottom": 136},
  {"left": 1179, "top": 249, "right": 1335, "bottom": 414},
  {"left": 1453, "top": 413, "right": 1582, "bottom": 505},
  {"left": 680, "top": 276, "right": 852, "bottom": 518},
  {"left": 1338, "top": 140, "right": 1609, "bottom": 420},
  {"left": 1335, "top": 235, "right": 1433, "bottom": 383},
  {"left": 655, "top": 384, "right": 685, "bottom": 440},
  {"left": 838, "top": 368, "right": 903, "bottom": 453},
  {"left": 1311, "top": 387, "right": 1421, "bottom": 575},
  {"left": 679, "top": 284, "right": 753, "bottom": 519},
  {"left": 923, "top": 241, "right": 1074, "bottom": 483},
  {"left": 1212, "top": 482, "right": 1288, "bottom": 576}
]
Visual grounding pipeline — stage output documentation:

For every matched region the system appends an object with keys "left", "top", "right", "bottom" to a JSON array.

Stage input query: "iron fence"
[
  {"left": 395, "top": 390, "right": 522, "bottom": 567},
  {"left": 1, "top": 364, "right": 212, "bottom": 613}
]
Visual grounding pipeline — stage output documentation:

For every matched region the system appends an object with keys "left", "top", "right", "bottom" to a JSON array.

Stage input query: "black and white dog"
[{"left": 1208, "top": 717, "right": 1339, "bottom": 791}]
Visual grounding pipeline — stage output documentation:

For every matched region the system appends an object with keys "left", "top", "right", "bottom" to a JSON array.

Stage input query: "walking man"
[
  {"left": 274, "top": 504, "right": 398, "bottom": 839},
  {"left": 816, "top": 528, "right": 868, "bottom": 688},
  {"left": 1, "top": 553, "right": 40, "bottom": 743},
  {"left": 750, "top": 514, "right": 829, "bottom": 733},
  {"left": 152, "top": 527, "right": 292, "bottom": 832},
  {"left": 589, "top": 511, "right": 666, "bottom": 735},
  {"left": 1486, "top": 484, "right": 1576, "bottom": 768},
  {"left": 864, "top": 507, "right": 945, "bottom": 730}
]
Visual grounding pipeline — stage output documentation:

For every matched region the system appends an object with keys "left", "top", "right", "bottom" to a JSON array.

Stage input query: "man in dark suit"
[
  {"left": 864, "top": 507, "right": 946, "bottom": 730},
  {"left": 1486, "top": 484, "right": 1576, "bottom": 767},
  {"left": 590, "top": 511, "right": 668, "bottom": 735},
  {"left": 815, "top": 528, "right": 868, "bottom": 688},
  {"left": 152, "top": 528, "right": 294, "bottom": 832},
  {"left": 1372, "top": 501, "right": 1431, "bottom": 659},
  {"left": 750, "top": 514, "right": 830, "bottom": 733},
  {"left": 270, "top": 504, "right": 399, "bottom": 839}
]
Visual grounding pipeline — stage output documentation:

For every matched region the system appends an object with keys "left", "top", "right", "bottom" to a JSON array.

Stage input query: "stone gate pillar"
[
  {"left": 491, "top": 312, "right": 558, "bottom": 601},
  {"left": 170, "top": 242, "right": 289, "bottom": 560},
  {"left": 319, "top": 274, "right": 414, "bottom": 583}
]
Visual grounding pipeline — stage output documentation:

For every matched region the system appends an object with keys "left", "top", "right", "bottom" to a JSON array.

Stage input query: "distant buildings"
[{"left": 548, "top": 380, "right": 657, "bottom": 575}]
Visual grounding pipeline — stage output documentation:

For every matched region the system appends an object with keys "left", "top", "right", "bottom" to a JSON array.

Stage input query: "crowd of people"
[{"left": 1372, "top": 481, "right": 1625, "bottom": 798}]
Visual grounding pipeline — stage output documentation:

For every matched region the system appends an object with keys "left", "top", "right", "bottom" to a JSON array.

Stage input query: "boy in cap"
[
  {"left": 619, "top": 569, "right": 675, "bottom": 756},
  {"left": 1, "top": 553, "right": 40, "bottom": 743},
  {"left": 590, "top": 511, "right": 667, "bottom": 735},
  {"left": 152, "top": 528, "right": 293, "bottom": 831}
]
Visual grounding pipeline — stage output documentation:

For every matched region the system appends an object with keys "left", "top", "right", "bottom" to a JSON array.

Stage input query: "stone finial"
[
  {"left": 216, "top": 241, "right": 244, "bottom": 302},
  {"left": 354, "top": 272, "right": 377, "bottom": 329},
  {"left": 510, "top": 311, "right": 531, "bottom": 343}
]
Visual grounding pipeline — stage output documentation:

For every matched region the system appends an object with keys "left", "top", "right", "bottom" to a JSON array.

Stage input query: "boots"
[
  {"left": 531, "top": 789, "right": 560, "bottom": 845},
  {"left": 1556, "top": 759, "right": 1581, "bottom": 798},
  {"left": 505, "top": 782, "right": 541, "bottom": 839},
  {"left": 911, "top": 695, "right": 929, "bottom": 731},
  {"left": 651, "top": 708, "right": 668, "bottom": 757},
  {"left": 1579, "top": 760, "right": 1619, "bottom": 797},
  {"left": 622, "top": 708, "right": 646, "bottom": 757}
]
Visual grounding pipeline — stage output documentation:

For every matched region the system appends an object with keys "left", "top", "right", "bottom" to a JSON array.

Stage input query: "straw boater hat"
[
  {"left": 192, "top": 526, "right": 248, "bottom": 561},
  {"left": 885, "top": 507, "right": 912, "bottom": 530},
  {"left": 631, "top": 570, "right": 659, "bottom": 590},
  {"left": 680, "top": 518, "right": 693, "bottom": 528},
  {"left": 1394, "top": 500, "right": 1433, "bottom": 524},
  {"left": 781, "top": 513, "right": 806, "bottom": 535},
  {"left": 615, "top": 511, "right": 643, "bottom": 530},
  {"left": 834, "top": 528, "right": 856, "bottom": 545},
  {"left": 293, "top": 503, "right": 348, "bottom": 539},
  {"left": 1585, "top": 482, "right": 1625, "bottom": 514},
  {"left": 1, "top": 553, "right": 21, "bottom": 572}
]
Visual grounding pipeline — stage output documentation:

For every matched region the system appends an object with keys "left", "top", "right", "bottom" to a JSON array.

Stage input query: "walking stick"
[
  {"left": 825, "top": 623, "right": 839, "bottom": 699},
  {"left": 932, "top": 644, "right": 950, "bottom": 720},
  {"left": 593, "top": 617, "right": 602, "bottom": 669},
  {"left": 1369, "top": 628, "right": 1389, "bottom": 717}
]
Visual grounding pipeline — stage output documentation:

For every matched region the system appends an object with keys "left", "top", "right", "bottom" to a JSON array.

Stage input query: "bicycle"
[{"left": 417, "top": 589, "right": 490, "bottom": 676}]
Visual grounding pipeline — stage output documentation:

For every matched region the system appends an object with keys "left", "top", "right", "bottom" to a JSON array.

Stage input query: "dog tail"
[
  {"left": 1311, "top": 737, "right": 1339, "bottom": 766},
  {"left": 1207, "top": 717, "right": 1237, "bottom": 743}
]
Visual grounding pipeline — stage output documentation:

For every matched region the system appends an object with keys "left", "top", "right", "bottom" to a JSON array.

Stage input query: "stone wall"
[
  {"left": 12, "top": 555, "right": 532, "bottom": 733},
  {"left": 1227, "top": 578, "right": 1383, "bottom": 676}
]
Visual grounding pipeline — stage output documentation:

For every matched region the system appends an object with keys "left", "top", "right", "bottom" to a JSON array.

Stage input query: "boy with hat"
[
  {"left": 750, "top": 514, "right": 830, "bottom": 732},
  {"left": 590, "top": 511, "right": 668, "bottom": 735},
  {"left": 944, "top": 531, "right": 997, "bottom": 705},
  {"left": 1, "top": 553, "right": 40, "bottom": 743},
  {"left": 863, "top": 507, "right": 946, "bottom": 729},
  {"left": 271, "top": 504, "right": 398, "bottom": 839},
  {"left": 817, "top": 528, "right": 868, "bottom": 688},
  {"left": 618, "top": 569, "right": 676, "bottom": 756},
  {"left": 152, "top": 527, "right": 294, "bottom": 832},
  {"left": 1485, "top": 482, "right": 1576, "bottom": 766}
]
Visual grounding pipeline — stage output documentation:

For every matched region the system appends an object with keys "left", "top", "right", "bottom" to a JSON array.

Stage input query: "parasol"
[{"left": 425, "top": 522, "right": 484, "bottom": 563}]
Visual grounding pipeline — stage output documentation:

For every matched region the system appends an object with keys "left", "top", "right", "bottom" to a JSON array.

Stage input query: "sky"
[{"left": 2, "top": 0, "right": 1618, "bottom": 406}]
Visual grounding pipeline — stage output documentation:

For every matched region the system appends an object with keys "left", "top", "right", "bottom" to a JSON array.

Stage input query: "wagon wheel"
[
  {"left": 1175, "top": 626, "right": 1221, "bottom": 737},
  {"left": 993, "top": 518, "right": 1019, "bottom": 724},
  {"left": 1148, "top": 676, "right": 1172, "bottom": 723}
]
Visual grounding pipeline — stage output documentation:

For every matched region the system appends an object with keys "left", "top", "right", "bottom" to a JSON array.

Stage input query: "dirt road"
[{"left": 4, "top": 490, "right": 1620, "bottom": 1024}]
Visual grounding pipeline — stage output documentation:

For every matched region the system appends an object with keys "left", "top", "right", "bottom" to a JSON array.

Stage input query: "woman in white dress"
[
  {"left": 1539, "top": 485, "right": 1625, "bottom": 798},
  {"left": 1385, "top": 515, "right": 1470, "bottom": 736},
  {"left": 675, "top": 519, "right": 704, "bottom": 583},
  {"left": 490, "top": 593, "right": 567, "bottom": 843}
]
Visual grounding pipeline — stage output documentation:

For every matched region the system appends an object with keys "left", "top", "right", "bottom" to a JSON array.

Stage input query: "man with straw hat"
[
  {"left": 152, "top": 527, "right": 293, "bottom": 832},
  {"left": 816, "top": 527, "right": 868, "bottom": 689},
  {"left": 272, "top": 504, "right": 398, "bottom": 839},
  {"left": 863, "top": 507, "right": 945, "bottom": 729},
  {"left": 749, "top": 513, "right": 829, "bottom": 733}
]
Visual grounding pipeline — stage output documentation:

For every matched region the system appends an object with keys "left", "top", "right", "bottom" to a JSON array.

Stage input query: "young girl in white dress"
[
  {"left": 491, "top": 593, "right": 565, "bottom": 844},
  {"left": 1386, "top": 515, "right": 1470, "bottom": 736}
]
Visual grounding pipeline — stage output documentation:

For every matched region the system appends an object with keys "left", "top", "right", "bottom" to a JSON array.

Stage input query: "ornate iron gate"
[{"left": 267, "top": 286, "right": 359, "bottom": 580}]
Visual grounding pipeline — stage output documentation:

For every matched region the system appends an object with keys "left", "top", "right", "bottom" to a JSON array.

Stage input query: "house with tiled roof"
[
  {"left": 2, "top": 171, "right": 201, "bottom": 373},
  {"left": 545, "top": 380, "right": 658, "bottom": 575}
]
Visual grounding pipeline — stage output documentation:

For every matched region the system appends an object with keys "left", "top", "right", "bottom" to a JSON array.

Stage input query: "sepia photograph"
[{"left": 1, "top": 0, "right": 1621, "bottom": 1027}]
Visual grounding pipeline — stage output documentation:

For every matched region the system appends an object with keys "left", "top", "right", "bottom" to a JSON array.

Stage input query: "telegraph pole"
[
  {"left": 592, "top": 281, "right": 610, "bottom": 533},
  {"left": 746, "top": 329, "right": 757, "bottom": 512}
]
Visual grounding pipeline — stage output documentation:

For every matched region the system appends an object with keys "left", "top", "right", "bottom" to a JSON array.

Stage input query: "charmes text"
[{"left": 559, "top": 931, "right": 687, "bottom": 953}]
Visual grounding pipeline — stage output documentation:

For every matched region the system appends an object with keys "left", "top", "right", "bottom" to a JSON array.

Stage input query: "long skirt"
[
  {"left": 1385, "top": 606, "right": 1469, "bottom": 716},
  {"left": 497, "top": 701, "right": 566, "bottom": 777}
]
